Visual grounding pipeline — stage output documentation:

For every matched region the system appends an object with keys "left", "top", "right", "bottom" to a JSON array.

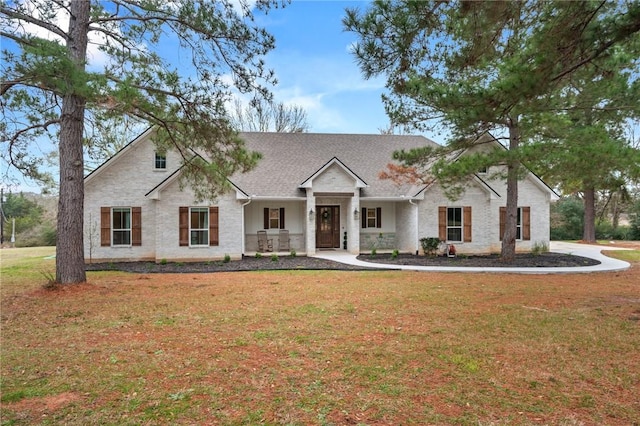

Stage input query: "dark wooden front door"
[{"left": 316, "top": 206, "right": 340, "bottom": 248}]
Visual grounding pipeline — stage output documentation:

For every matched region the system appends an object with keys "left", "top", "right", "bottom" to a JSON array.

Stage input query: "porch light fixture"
[
  {"left": 354, "top": 208, "right": 359, "bottom": 220},
  {"left": 309, "top": 208, "right": 315, "bottom": 221}
]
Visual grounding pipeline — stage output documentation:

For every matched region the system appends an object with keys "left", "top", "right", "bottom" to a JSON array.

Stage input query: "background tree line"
[{"left": 0, "top": 191, "right": 56, "bottom": 247}]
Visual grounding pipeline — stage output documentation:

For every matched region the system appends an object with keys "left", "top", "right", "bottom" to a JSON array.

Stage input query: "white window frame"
[
  {"left": 112, "top": 207, "right": 132, "bottom": 246},
  {"left": 154, "top": 152, "right": 166, "bottom": 170},
  {"left": 446, "top": 207, "right": 463, "bottom": 243},
  {"left": 269, "top": 208, "right": 280, "bottom": 229},
  {"left": 365, "top": 208, "right": 377, "bottom": 228},
  {"left": 190, "top": 207, "right": 209, "bottom": 247}
]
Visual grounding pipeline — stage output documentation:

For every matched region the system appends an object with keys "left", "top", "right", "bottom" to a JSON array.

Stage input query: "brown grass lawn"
[{"left": 1, "top": 246, "right": 639, "bottom": 425}]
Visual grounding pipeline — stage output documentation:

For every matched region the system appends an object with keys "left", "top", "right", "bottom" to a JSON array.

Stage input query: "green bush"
[
  {"left": 550, "top": 197, "right": 584, "bottom": 240},
  {"left": 595, "top": 222, "right": 630, "bottom": 240},
  {"left": 420, "top": 237, "right": 441, "bottom": 256}
]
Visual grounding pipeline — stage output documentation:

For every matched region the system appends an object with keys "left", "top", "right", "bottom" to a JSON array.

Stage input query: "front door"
[{"left": 316, "top": 206, "right": 340, "bottom": 248}]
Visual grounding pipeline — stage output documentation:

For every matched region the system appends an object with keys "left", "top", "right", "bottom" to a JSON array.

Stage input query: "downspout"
[
  {"left": 241, "top": 197, "right": 252, "bottom": 255},
  {"left": 409, "top": 198, "right": 419, "bottom": 255}
]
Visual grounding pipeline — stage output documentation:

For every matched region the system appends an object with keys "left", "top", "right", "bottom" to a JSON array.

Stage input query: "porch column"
[
  {"left": 348, "top": 192, "right": 360, "bottom": 254},
  {"left": 306, "top": 191, "right": 316, "bottom": 255}
]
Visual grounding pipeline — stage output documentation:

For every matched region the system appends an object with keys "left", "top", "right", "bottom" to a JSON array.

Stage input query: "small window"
[
  {"left": 263, "top": 207, "right": 284, "bottom": 229},
  {"left": 155, "top": 152, "right": 166, "bottom": 169},
  {"left": 269, "top": 208, "right": 280, "bottom": 229},
  {"left": 190, "top": 207, "right": 209, "bottom": 246},
  {"left": 366, "top": 208, "right": 377, "bottom": 228},
  {"left": 112, "top": 207, "right": 131, "bottom": 245},
  {"left": 516, "top": 207, "right": 522, "bottom": 240},
  {"left": 362, "top": 207, "right": 382, "bottom": 229},
  {"left": 447, "top": 207, "right": 463, "bottom": 242}
]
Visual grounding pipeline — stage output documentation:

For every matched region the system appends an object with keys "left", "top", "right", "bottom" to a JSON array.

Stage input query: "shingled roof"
[{"left": 229, "top": 132, "right": 440, "bottom": 199}]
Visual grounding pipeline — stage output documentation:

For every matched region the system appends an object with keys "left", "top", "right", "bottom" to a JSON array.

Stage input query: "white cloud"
[{"left": 7, "top": 0, "right": 118, "bottom": 71}]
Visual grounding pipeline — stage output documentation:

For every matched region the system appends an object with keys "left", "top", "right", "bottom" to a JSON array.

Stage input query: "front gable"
[
  {"left": 299, "top": 157, "right": 367, "bottom": 192},
  {"left": 83, "top": 127, "right": 185, "bottom": 197}
]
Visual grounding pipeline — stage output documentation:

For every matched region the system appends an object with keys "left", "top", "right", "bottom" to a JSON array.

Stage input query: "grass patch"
[
  {"left": 1, "top": 248, "right": 639, "bottom": 424},
  {"left": 606, "top": 249, "right": 640, "bottom": 263}
]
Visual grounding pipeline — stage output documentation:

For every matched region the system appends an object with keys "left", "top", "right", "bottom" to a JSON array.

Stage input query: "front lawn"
[{"left": 2, "top": 247, "right": 639, "bottom": 425}]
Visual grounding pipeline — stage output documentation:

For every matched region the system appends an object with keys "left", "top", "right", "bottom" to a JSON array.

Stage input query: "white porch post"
[
  {"left": 306, "top": 191, "right": 316, "bottom": 255},
  {"left": 348, "top": 192, "right": 360, "bottom": 254}
]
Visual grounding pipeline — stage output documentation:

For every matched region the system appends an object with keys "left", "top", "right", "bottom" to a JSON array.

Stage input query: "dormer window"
[{"left": 155, "top": 152, "right": 166, "bottom": 169}]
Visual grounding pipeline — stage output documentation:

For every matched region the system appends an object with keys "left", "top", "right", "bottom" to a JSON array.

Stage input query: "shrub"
[
  {"left": 290, "top": 249, "right": 296, "bottom": 257},
  {"left": 596, "top": 222, "right": 631, "bottom": 240},
  {"left": 531, "top": 241, "right": 548, "bottom": 255},
  {"left": 271, "top": 253, "right": 279, "bottom": 262},
  {"left": 255, "top": 252, "right": 262, "bottom": 258},
  {"left": 223, "top": 254, "right": 231, "bottom": 263},
  {"left": 420, "top": 237, "right": 441, "bottom": 256},
  {"left": 550, "top": 197, "right": 584, "bottom": 240},
  {"left": 391, "top": 249, "right": 399, "bottom": 259}
]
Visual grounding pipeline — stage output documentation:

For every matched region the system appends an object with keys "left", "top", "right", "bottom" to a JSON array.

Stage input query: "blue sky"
[
  {"left": 255, "top": 0, "right": 391, "bottom": 134},
  {"left": 3, "top": 0, "right": 431, "bottom": 193}
]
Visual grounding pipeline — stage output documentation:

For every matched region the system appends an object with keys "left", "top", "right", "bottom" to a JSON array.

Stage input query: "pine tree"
[
  {"left": 344, "top": 0, "right": 640, "bottom": 260},
  {"left": 2, "top": 0, "right": 282, "bottom": 283}
]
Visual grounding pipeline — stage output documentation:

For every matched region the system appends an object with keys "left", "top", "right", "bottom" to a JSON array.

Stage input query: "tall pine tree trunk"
[
  {"left": 56, "top": 0, "right": 90, "bottom": 284},
  {"left": 501, "top": 118, "right": 520, "bottom": 262},
  {"left": 582, "top": 187, "right": 596, "bottom": 243}
]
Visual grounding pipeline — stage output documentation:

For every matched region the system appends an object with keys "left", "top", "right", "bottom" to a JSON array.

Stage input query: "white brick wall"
[
  {"left": 313, "top": 164, "right": 357, "bottom": 192},
  {"left": 84, "top": 134, "right": 243, "bottom": 262},
  {"left": 153, "top": 179, "right": 243, "bottom": 261},
  {"left": 85, "top": 132, "right": 553, "bottom": 261}
]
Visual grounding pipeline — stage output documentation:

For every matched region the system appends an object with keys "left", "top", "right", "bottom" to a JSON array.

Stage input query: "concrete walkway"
[{"left": 311, "top": 242, "right": 632, "bottom": 274}]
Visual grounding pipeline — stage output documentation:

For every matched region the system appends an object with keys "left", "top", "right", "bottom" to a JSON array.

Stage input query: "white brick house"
[{"left": 83, "top": 129, "right": 558, "bottom": 262}]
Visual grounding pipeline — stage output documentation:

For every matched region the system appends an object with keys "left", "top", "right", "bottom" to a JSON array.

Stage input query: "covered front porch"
[{"left": 241, "top": 195, "right": 420, "bottom": 256}]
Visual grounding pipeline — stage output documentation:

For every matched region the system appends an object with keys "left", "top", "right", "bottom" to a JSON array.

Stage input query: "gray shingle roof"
[{"left": 229, "top": 132, "right": 440, "bottom": 198}]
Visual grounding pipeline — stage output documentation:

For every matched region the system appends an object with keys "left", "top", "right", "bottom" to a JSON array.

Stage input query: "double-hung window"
[
  {"left": 179, "top": 206, "right": 218, "bottom": 247},
  {"left": 101, "top": 207, "right": 141, "bottom": 247},
  {"left": 269, "top": 208, "right": 280, "bottom": 229},
  {"left": 190, "top": 207, "right": 209, "bottom": 246},
  {"left": 361, "top": 207, "right": 382, "bottom": 229},
  {"left": 155, "top": 152, "right": 166, "bottom": 170},
  {"left": 446, "top": 207, "right": 463, "bottom": 242},
  {"left": 499, "top": 206, "right": 530, "bottom": 241},
  {"left": 263, "top": 207, "right": 285, "bottom": 230},
  {"left": 439, "top": 206, "right": 472, "bottom": 242},
  {"left": 367, "top": 208, "right": 377, "bottom": 228},
  {"left": 112, "top": 207, "right": 132, "bottom": 246}
]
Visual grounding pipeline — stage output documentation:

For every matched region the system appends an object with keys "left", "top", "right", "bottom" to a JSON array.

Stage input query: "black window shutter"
[
  {"left": 361, "top": 208, "right": 366, "bottom": 228},
  {"left": 263, "top": 208, "right": 269, "bottom": 229},
  {"left": 279, "top": 208, "right": 285, "bottom": 229},
  {"left": 376, "top": 207, "right": 382, "bottom": 228}
]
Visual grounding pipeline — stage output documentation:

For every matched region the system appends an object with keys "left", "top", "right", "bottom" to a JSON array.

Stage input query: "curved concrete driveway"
[{"left": 312, "top": 242, "right": 632, "bottom": 274}]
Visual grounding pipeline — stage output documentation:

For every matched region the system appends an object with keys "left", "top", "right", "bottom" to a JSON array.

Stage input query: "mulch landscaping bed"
[
  {"left": 358, "top": 252, "right": 601, "bottom": 268},
  {"left": 86, "top": 252, "right": 600, "bottom": 273}
]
